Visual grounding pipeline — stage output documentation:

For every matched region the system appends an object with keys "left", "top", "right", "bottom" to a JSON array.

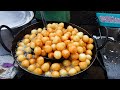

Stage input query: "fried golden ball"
[
  {"left": 18, "top": 42, "right": 25, "bottom": 47},
  {"left": 33, "top": 68, "right": 42, "bottom": 75},
  {"left": 59, "top": 69, "right": 68, "bottom": 77},
  {"left": 16, "top": 50, "right": 24, "bottom": 56},
  {"left": 79, "top": 62, "right": 88, "bottom": 70},
  {"left": 51, "top": 63, "right": 61, "bottom": 71},
  {"left": 47, "top": 23, "right": 52, "bottom": 28},
  {"left": 73, "top": 42, "right": 80, "bottom": 47},
  {"left": 86, "top": 44, "right": 94, "bottom": 50},
  {"left": 49, "top": 33, "right": 55, "bottom": 37},
  {"left": 54, "top": 51, "right": 62, "bottom": 59},
  {"left": 34, "top": 55, "right": 39, "bottom": 59},
  {"left": 41, "top": 37, "right": 49, "bottom": 44},
  {"left": 47, "top": 28, "right": 53, "bottom": 33},
  {"left": 31, "top": 29, "right": 38, "bottom": 34},
  {"left": 52, "top": 71, "right": 60, "bottom": 77},
  {"left": 73, "top": 35, "right": 80, "bottom": 42},
  {"left": 45, "top": 41, "right": 52, "bottom": 46},
  {"left": 61, "top": 36, "right": 68, "bottom": 41},
  {"left": 79, "top": 40, "right": 85, "bottom": 47},
  {"left": 65, "top": 66, "right": 72, "bottom": 72},
  {"left": 30, "top": 42, "right": 36, "bottom": 49},
  {"left": 41, "top": 62, "right": 50, "bottom": 72},
  {"left": 58, "top": 22, "right": 64, "bottom": 28},
  {"left": 35, "top": 39, "right": 43, "bottom": 47},
  {"left": 48, "top": 52, "right": 54, "bottom": 59},
  {"left": 79, "top": 53, "right": 86, "bottom": 62},
  {"left": 71, "top": 60, "right": 79, "bottom": 66},
  {"left": 56, "top": 30, "right": 63, "bottom": 37},
  {"left": 45, "top": 71, "right": 52, "bottom": 77},
  {"left": 83, "top": 47, "right": 86, "bottom": 52},
  {"left": 41, "top": 50, "right": 47, "bottom": 56},
  {"left": 64, "top": 40, "right": 70, "bottom": 45},
  {"left": 26, "top": 54, "right": 33, "bottom": 60},
  {"left": 72, "top": 30, "right": 77, "bottom": 35},
  {"left": 37, "top": 56, "right": 44, "bottom": 66},
  {"left": 17, "top": 55, "right": 26, "bottom": 62},
  {"left": 21, "top": 60, "right": 29, "bottom": 68},
  {"left": 29, "top": 59, "right": 36, "bottom": 64},
  {"left": 67, "top": 25, "right": 73, "bottom": 32},
  {"left": 70, "top": 53, "right": 79, "bottom": 60},
  {"left": 68, "top": 68, "right": 77, "bottom": 76},
  {"left": 82, "top": 35, "right": 89, "bottom": 43},
  {"left": 26, "top": 43, "right": 31, "bottom": 47},
  {"left": 29, "top": 34, "right": 36, "bottom": 40},
  {"left": 68, "top": 46, "right": 77, "bottom": 54},
  {"left": 62, "top": 49, "right": 70, "bottom": 59},
  {"left": 86, "top": 59, "right": 91, "bottom": 66},
  {"left": 37, "top": 28, "right": 42, "bottom": 33},
  {"left": 34, "top": 47, "right": 42, "bottom": 55},
  {"left": 23, "top": 39, "right": 30, "bottom": 45},
  {"left": 35, "top": 63, "right": 41, "bottom": 68},
  {"left": 27, "top": 64, "right": 36, "bottom": 72},
  {"left": 63, "top": 60, "right": 71, "bottom": 67},
  {"left": 77, "top": 32, "right": 84, "bottom": 38},
  {"left": 51, "top": 23, "right": 58, "bottom": 29},
  {"left": 42, "top": 30, "right": 49, "bottom": 37},
  {"left": 24, "top": 34, "right": 30, "bottom": 39},
  {"left": 88, "top": 38, "right": 93, "bottom": 44},
  {"left": 86, "top": 50, "right": 92, "bottom": 56},
  {"left": 77, "top": 46, "right": 84, "bottom": 54},
  {"left": 86, "top": 55, "right": 92, "bottom": 60},
  {"left": 52, "top": 36, "right": 61, "bottom": 44},
  {"left": 17, "top": 46, "right": 24, "bottom": 51},
  {"left": 37, "top": 33, "right": 43, "bottom": 39},
  {"left": 51, "top": 44, "right": 56, "bottom": 51},
  {"left": 44, "top": 45, "right": 52, "bottom": 53},
  {"left": 25, "top": 47, "right": 32, "bottom": 53},
  {"left": 74, "top": 66, "right": 81, "bottom": 72},
  {"left": 56, "top": 42, "right": 66, "bottom": 51}
]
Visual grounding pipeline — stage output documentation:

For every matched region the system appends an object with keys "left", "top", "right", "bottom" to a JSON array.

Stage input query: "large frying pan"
[{"left": 0, "top": 21, "right": 108, "bottom": 79}]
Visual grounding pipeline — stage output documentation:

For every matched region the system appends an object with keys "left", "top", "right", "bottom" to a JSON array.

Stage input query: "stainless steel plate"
[{"left": 0, "top": 11, "right": 34, "bottom": 30}]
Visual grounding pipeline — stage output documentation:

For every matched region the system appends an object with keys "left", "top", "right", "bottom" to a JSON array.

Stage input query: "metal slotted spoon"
[{"left": 40, "top": 11, "right": 47, "bottom": 28}]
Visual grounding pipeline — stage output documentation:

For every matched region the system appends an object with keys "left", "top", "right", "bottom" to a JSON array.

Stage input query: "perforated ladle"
[{"left": 40, "top": 11, "right": 47, "bottom": 28}]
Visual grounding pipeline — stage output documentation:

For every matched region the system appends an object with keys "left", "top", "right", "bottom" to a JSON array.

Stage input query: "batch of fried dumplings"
[{"left": 15, "top": 22, "right": 94, "bottom": 77}]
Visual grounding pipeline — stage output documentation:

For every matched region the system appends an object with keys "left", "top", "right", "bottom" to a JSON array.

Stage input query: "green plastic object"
[{"left": 35, "top": 11, "right": 70, "bottom": 22}]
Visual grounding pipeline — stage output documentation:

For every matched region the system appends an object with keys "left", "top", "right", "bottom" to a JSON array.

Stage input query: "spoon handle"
[{"left": 40, "top": 11, "right": 47, "bottom": 28}]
